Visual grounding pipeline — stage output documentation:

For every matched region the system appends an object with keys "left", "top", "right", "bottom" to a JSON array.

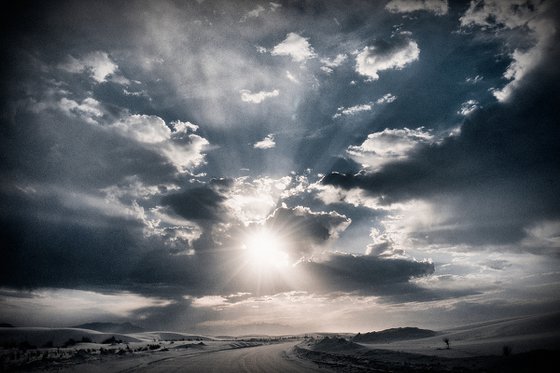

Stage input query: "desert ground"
[{"left": 1, "top": 312, "right": 558, "bottom": 372}]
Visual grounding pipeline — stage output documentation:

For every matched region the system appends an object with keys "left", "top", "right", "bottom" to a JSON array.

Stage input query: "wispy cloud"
[
  {"left": 59, "top": 51, "right": 129, "bottom": 84},
  {"left": 271, "top": 33, "right": 317, "bottom": 62},
  {"left": 320, "top": 53, "right": 347, "bottom": 74},
  {"left": 334, "top": 94, "right": 397, "bottom": 118},
  {"left": 253, "top": 134, "right": 276, "bottom": 149},
  {"left": 460, "top": 0, "right": 554, "bottom": 102},
  {"left": 346, "top": 127, "right": 434, "bottom": 170},
  {"left": 385, "top": 0, "right": 448, "bottom": 16},
  {"left": 457, "top": 99, "right": 480, "bottom": 116},
  {"left": 240, "top": 89, "right": 280, "bottom": 104},
  {"left": 333, "top": 103, "right": 372, "bottom": 118}
]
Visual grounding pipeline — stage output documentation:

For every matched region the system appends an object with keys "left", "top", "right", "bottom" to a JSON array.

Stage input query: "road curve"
[{"left": 131, "top": 342, "right": 328, "bottom": 373}]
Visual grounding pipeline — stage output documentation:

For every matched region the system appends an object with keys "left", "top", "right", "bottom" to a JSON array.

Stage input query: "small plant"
[
  {"left": 42, "top": 340, "right": 54, "bottom": 348},
  {"left": 62, "top": 338, "right": 78, "bottom": 348},
  {"left": 102, "top": 336, "right": 122, "bottom": 344},
  {"left": 502, "top": 345, "right": 512, "bottom": 356},
  {"left": 81, "top": 336, "right": 92, "bottom": 343},
  {"left": 443, "top": 337, "right": 450, "bottom": 349},
  {"left": 18, "top": 341, "right": 37, "bottom": 350}
]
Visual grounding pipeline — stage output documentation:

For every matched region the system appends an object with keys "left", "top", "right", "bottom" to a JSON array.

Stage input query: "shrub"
[
  {"left": 62, "top": 338, "right": 78, "bottom": 348},
  {"left": 19, "top": 341, "right": 37, "bottom": 350},
  {"left": 102, "top": 336, "right": 122, "bottom": 344},
  {"left": 502, "top": 345, "right": 512, "bottom": 356},
  {"left": 81, "top": 336, "right": 92, "bottom": 343}
]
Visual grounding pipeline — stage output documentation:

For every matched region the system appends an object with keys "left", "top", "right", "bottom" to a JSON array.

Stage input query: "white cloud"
[
  {"left": 192, "top": 295, "right": 229, "bottom": 309},
  {"left": 492, "top": 34, "right": 549, "bottom": 102},
  {"left": 0, "top": 289, "right": 170, "bottom": 326},
  {"left": 286, "top": 71, "right": 299, "bottom": 83},
  {"left": 246, "top": 5, "right": 265, "bottom": 19},
  {"left": 385, "top": 0, "right": 448, "bottom": 16},
  {"left": 113, "top": 114, "right": 170, "bottom": 144},
  {"left": 355, "top": 39, "right": 420, "bottom": 81},
  {"left": 57, "top": 97, "right": 104, "bottom": 124},
  {"left": 312, "top": 183, "right": 384, "bottom": 211},
  {"left": 123, "top": 88, "right": 148, "bottom": 97},
  {"left": 253, "top": 134, "right": 276, "bottom": 149},
  {"left": 255, "top": 45, "right": 268, "bottom": 54},
  {"left": 171, "top": 119, "right": 199, "bottom": 134},
  {"left": 460, "top": 0, "right": 536, "bottom": 29},
  {"left": 241, "top": 2, "right": 280, "bottom": 21},
  {"left": 376, "top": 93, "right": 397, "bottom": 104},
  {"left": 521, "top": 220, "right": 560, "bottom": 255},
  {"left": 271, "top": 33, "right": 317, "bottom": 62},
  {"left": 60, "top": 51, "right": 128, "bottom": 84},
  {"left": 320, "top": 53, "right": 347, "bottom": 74},
  {"left": 333, "top": 103, "right": 372, "bottom": 119},
  {"left": 460, "top": 0, "right": 554, "bottom": 102},
  {"left": 465, "top": 75, "right": 483, "bottom": 84},
  {"left": 35, "top": 88, "right": 207, "bottom": 173},
  {"left": 366, "top": 228, "right": 405, "bottom": 257},
  {"left": 164, "top": 121, "right": 209, "bottom": 172},
  {"left": 347, "top": 127, "right": 434, "bottom": 170},
  {"left": 111, "top": 115, "right": 208, "bottom": 172},
  {"left": 457, "top": 99, "right": 480, "bottom": 116},
  {"left": 334, "top": 93, "right": 397, "bottom": 118},
  {"left": 223, "top": 176, "right": 292, "bottom": 223},
  {"left": 240, "top": 89, "right": 280, "bottom": 103}
]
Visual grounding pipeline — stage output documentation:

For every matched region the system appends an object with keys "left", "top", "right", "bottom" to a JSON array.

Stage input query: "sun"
[{"left": 242, "top": 228, "right": 289, "bottom": 270}]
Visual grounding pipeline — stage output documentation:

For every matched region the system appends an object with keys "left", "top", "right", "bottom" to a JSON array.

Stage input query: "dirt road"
[{"left": 127, "top": 342, "right": 327, "bottom": 373}]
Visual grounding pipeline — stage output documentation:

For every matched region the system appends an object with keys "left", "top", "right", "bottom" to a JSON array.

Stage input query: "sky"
[{"left": 1, "top": 0, "right": 559, "bottom": 335}]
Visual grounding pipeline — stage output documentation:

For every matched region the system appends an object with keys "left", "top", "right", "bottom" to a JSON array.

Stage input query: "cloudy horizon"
[{"left": 1, "top": 0, "right": 559, "bottom": 335}]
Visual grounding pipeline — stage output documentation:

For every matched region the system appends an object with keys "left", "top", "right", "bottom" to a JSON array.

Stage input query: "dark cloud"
[
  {"left": 0, "top": 191, "right": 143, "bottom": 289},
  {"left": 323, "top": 43, "right": 560, "bottom": 248},
  {"left": 300, "top": 253, "right": 435, "bottom": 294},
  {"left": 162, "top": 184, "right": 229, "bottom": 222},
  {"left": 482, "top": 259, "right": 511, "bottom": 271},
  {"left": 0, "top": 181, "right": 437, "bottom": 303},
  {"left": 0, "top": 109, "right": 178, "bottom": 192},
  {"left": 129, "top": 297, "right": 206, "bottom": 332},
  {"left": 262, "top": 205, "right": 350, "bottom": 259}
]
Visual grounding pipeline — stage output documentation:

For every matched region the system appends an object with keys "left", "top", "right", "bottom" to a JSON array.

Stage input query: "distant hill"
[
  {"left": 313, "top": 336, "right": 364, "bottom": 352},
  {"left": 71, "top": 322, "right": 144, "bottom": 334},
  {"left": 352, "top": 327, "right": 436, "bottom": 343}
]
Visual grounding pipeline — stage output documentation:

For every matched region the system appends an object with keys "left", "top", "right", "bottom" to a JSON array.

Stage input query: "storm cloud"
[
  {"left": 323, "top": 57, "right": 560, "bottom": 248},
  {"left": 1, "top": 0, "right": 559, "bottom": 333}
]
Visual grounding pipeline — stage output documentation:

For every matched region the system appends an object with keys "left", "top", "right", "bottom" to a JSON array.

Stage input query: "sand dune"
[
  {"left": 0, "top": 327, "right": 140, "bottom": 347},
  {"left": 355, "top": 312, "right": 560, "bottom": 357},
  {"left": 1, "top": 312, "right": 558, "bottom": 372},
  {"left": 293, "top": 312, "right": 560, "bottom": 372}
]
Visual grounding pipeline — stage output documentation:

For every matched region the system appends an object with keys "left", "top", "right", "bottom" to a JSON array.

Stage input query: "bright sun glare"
[{"left": 243, "top": 228, "right": 289, "bottom": 270}]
